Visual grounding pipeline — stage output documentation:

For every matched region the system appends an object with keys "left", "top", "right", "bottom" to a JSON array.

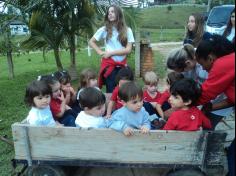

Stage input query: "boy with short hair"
[{"left": 163, "top": 78, "right": 212, "bottom": 131}]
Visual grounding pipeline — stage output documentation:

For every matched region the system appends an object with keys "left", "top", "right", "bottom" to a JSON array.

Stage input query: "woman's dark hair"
[
  {"left": 54, "top": 70, "right": 71, "bottom": 85},
  {"left": 196, "top": 34, "right": 234, "bottom": 60},
  {"left": 38, "top": 74, "right": 59, "bottom": 87},
  {"left": 223, "top": 8, "right": 235, "bottom": 39},
  {"left": 118, "top": 82, "right": 143, "bottom": 102},
  {"left": 116, "top": 66, "right": 134, "bottom": 85},
  {"left": 170, "top": 78, "right": 201, "bottom": 106},
  {"left": 25, "top": 80, "right": 52, "bottom": 106},
  {"left": 79, "top": 87, "right": 106, "bottom": 109}
]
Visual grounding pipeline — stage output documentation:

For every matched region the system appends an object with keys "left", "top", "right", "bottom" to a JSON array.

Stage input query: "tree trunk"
[
  {"left": 7, "top": 51, "right": 14, "bottom": 79},
  {"left": 53, "top": 48, "right": 63, "bottom": 71},
  {"left": 43, "top": 47, "right": 47, "bottom": 63},
  {"left": 68, "top": 34, "right": 78, "bottom": 80}
]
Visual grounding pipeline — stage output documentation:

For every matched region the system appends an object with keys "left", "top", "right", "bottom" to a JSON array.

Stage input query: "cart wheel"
[
  {"left": 166, "top": 169, "right": 206, "bottom": 176},
  {"left": 26, "top": 165, "right": 66, "bottom": 176}
]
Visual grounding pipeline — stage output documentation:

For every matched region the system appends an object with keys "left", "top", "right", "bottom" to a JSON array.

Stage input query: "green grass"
[{"left": 141, "top": 6, "right": 206, "bottom": 29}]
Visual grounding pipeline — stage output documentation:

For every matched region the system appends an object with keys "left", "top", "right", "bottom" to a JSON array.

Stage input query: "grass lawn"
[{"left": 0, "top": 49, "right": 165, "bottom": 175}]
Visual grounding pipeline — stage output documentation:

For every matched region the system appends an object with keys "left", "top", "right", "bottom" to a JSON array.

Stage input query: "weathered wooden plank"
[{"left": 12, "top": 123, "right": 208, "bottom": 166}]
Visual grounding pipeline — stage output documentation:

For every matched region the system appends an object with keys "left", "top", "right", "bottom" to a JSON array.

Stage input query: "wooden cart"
[{"left": 11, "top": 122, "right": 227, "bottom": 176}]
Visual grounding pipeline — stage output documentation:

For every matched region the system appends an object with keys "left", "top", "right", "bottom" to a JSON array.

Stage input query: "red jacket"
[
  {"left": 163, "top": 107, "right": 212, "bottom": 131},
  {"left": 198, "top": 53, "right": 235, "bottom": 105},
  {"left": 98, "top": 58, "right": 127, "bottom": 89}
]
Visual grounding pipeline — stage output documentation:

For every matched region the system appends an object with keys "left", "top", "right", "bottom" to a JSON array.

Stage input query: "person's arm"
[
  {"left": 55, "top": 93, "right": 67, "bottom": 118},
  {"left": 89, "top": 37, "right": 105, "bottom": 56},
  {"left": 201, "top": 113, "right": 212, "bottom": 130},
  {"left": 102, "top": 43, "right": 133, "bottom": 59},
  {"left": 156, "top": 104, "right": 164, "bottom": 119},
  {"left": 106, "top": 101, "right": 115, "bottom": 118}
]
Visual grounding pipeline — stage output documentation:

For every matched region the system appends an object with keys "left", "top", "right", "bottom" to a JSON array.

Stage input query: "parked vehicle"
[{"left": 205, "top": 5, "right": 235, "bottom": 35}]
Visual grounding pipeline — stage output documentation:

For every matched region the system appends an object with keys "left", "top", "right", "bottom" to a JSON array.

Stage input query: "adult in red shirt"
[{"left": 195, "top": 35, "right": 235, "bottom": 176}]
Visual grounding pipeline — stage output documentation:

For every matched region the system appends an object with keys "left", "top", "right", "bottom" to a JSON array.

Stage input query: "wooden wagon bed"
[{"left": 12, "top": 123, "right": 227, "bottom": 175}]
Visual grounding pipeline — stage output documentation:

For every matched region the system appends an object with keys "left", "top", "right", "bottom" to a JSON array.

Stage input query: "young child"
[
  {"left": 75, "top": 87, "right": 107, "bottom": 128},
  {"left": 184, "top": 13, "right": 212, "bottom": 47},
  {"left": 106, "top": 67, "right": 134, "bottom": 118},
  {"left": 109, "top": 82, "right": 154, "bottom": 136},
  {"left": 54, "top": 70, "right": 76, "bottom": 106},
  {"left": 142, "top": 71, "right": 162, "bottom": 115},
  {"left": 156, "top": 72, "right": 184, "bottom": 119},
  {"left": 24, "top": 80, "right": 56, "bottom": 126},
  {"left": 163, "top": 78, "right": 212, "bottom": 131},
  {"left": 45, "top": 75, "right": 76, "bottom": 127},
  {"left": 89, "top": 5, "right": 135, "bottom": 93}
]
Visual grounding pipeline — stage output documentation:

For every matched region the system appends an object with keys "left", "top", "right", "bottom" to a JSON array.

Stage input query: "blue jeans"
[
  {"left": 207, "top": 112, "right": 224, "bottom": 130},
  {"left": 105, "top": 67, "right": 121, "bottom": 93}
]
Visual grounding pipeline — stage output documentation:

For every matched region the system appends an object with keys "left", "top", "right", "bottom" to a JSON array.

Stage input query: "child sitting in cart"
[
  {"left": 75, "top": 87, "right": 107, "bottom": 128},
  {"left": 24, "top": 79, "right": 56, "bottom": 126},
  {"left": 163, "top": 78, "right": 212, "bottom": 131},
  {"left": 109, "top": 82, "right": 161, "bottom": 136}
]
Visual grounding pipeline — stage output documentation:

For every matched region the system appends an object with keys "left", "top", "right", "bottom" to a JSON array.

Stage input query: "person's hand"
[
  {"left": 105, "top": 114, "right": 112, "bottom": 119},
  {"left": 140, "top": 126, "right": 150, "bottom": 134},
  {"left": 58, "top": 91, "right": 65, "bottom": 101},
  {"left": 98, "top": 50, "right": 105, "bottom": 57},
  {"left": 123, "top": 127, "right": 134, "bottom": 136},
  {"left": 102, "top": 51, "right": 113, "bottom": 59}
]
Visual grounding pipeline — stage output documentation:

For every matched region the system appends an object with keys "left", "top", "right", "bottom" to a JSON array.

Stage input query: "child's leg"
[
  {"left": 143, "top": 102, "right": 159, "bottom": 116},
  {"left": 58, "top": 110, "right": 76, "bottom": 127},
  {"left": 105, "top": 67, "right": 121, "bottom": 93}
]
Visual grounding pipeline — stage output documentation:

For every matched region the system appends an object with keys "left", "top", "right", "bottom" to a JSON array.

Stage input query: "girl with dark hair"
[
  {"left": 89, "top": 5, "right": 135, "bottom": 93},
  {"left": 184, "top": 13, "right": 212, "bottom": 47},
  {"left": 24, "top": 80, "right": 56, "bottom": 126},
  {"left": 223, "top": 8, "right": 235, "bottom": 43}
]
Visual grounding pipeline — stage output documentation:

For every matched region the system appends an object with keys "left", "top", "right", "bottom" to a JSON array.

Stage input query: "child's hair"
[
  {"left": 105, "top": 5, "right": 128, "bottom": 47},
  {"left": 167, "top": 44, "right": 195, "bottom": 71},
  {"left": 196, "top": 35, "right": 234, "bottom": 60},
  {"left": 170, "top": 78, "right": 201, "bottom": 106},
  {"left": 143, "top": 71, "right": 159, "bottom": 85},
  {"left": 79, "top": 68, "right": 97, "bottom": 88},
  {"left": 54, "top": 70, "right": 71, "bottom": 85},
  {"left": 25, "top": 80, "right": 52, "bottom": 106},
  {"left": 38, "top": 74, "right": 59, "bottom": 87},
  {"left": 185, "top": 13, "right": 205, "bottom": 47},
  {"left": 223, "top": 8, "right": 235, "bottom": 39},
  {"left": 116, "top": 66, "right": 134, "bottom": 85},
  {"left": 118, "top": 82, "right": 143, "bottom": 102},
  {"left": 167, "top": 72, "right": 184, "bottom": 86},
  {"left": 79, "top": 87, "right": 106, "bottom": 109}
]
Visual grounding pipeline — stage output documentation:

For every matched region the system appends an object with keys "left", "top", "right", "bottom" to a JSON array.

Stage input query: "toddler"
[
  {"left": 45, "top": 75, "right": 76, "bottom": 127},
  {"left": 24, "top": 80, "right": 56, "bottom": 126},
  {"left": 75, "top": 87, "right": 107, "bottom": 128},
  {"left": 54, "top": 70, "right": 76, "bottom": 106},
  {"left": 109, "top": 82, "right": 155, "bottom": 136},
  {"left": 163, "top": 78, "right": 212, "bottom": 131}
]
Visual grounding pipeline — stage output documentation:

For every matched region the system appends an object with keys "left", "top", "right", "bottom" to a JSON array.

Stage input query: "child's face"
[
  {"left": 169, "top": 94, "right": 190, "bottom": 109},
  {"left": 88, "top": 79, "right": 98, "bottom": 88},
  {"left": 86, "top": 104, "right": 106, "bottom": 117},
  {"left": 108, "top": 7, "right": 117, "bottom": 22},
  {"left": 33, "top": 94, "right": 51, "bottom": 109},
  {"left": 187, "top": 15, "right": 196, "bottom": 32},
  {"left": 124, "top": 96, "right": 143, "bottom": 113},
  {"left": 51, "top": 82, "right": 61, "bottom": 99},
  {"left": 146, "top": 83, "right": 158, "bottom": 94},
  {"left": 61, "top": 83, "right": 71, "bottom": 92}
]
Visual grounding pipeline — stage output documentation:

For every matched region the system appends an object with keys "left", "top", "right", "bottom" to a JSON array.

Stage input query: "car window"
[{"left": 207, "top": 7, "right": 234, "bottom": 27}]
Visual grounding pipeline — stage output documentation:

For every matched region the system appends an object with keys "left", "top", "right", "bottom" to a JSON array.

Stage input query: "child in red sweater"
[{"left": 163, "top": 78, "right": 211, "bottom": 131}]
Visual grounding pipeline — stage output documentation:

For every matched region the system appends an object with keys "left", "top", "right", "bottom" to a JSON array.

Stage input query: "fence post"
[{"left": 135, "top": 30, "right": 141, "bottom": 78}]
